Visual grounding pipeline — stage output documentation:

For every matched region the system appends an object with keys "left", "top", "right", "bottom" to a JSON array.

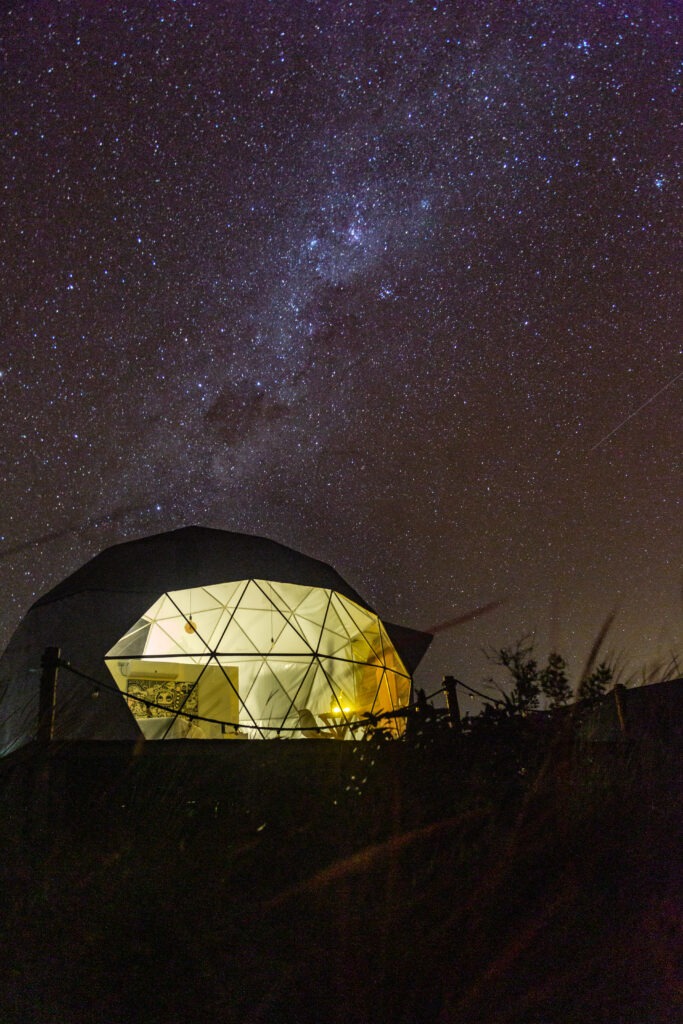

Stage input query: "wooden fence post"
[
  {"left": 443, "top": 676, "right": 462, "bottom": 733},
  {"left": 38, "top": 646, "right": 61, "bottom": 744},
  {"left": 613, "top": 683, "right": 628, "bottom": 738}
]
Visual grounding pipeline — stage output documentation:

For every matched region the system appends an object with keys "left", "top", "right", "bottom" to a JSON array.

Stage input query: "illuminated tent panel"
[{"left": 105, "top": 580, "right": 412, "bottom": 739}]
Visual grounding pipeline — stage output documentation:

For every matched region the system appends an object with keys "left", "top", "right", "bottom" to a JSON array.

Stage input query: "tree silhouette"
[
  {"left": 486, "top": 638, "right": 540, "bottom": 715},
  {"left": 539, "top": 652, "right": 572, "bottom": 708},
  {"left": 485, "top": 639, "right": 608, "bottom": 714},
  {"left": 578, "top": 661, "right": 614, "bottom": 702}
]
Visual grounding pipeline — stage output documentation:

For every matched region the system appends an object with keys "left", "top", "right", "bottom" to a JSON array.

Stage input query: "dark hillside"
[{"left": 0, "top": 717, "right": 680, "bottom": 1024}]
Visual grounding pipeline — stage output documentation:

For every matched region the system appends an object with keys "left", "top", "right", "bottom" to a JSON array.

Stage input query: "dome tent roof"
[
  {"left": 0, "top": 527, "right": 432, "bottom": 755},
  {"left": 34, "top": 526, "right": 370, "bottom": 608}
]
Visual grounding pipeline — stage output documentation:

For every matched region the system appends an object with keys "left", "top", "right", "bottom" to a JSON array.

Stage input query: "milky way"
[{"left": 1, "top": 1, "right": 680, "bottom": 702}]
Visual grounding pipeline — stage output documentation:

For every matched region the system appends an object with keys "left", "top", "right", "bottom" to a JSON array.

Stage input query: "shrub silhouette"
[{"left": 483, "top": 638, "right": 613, "bottom": 717}]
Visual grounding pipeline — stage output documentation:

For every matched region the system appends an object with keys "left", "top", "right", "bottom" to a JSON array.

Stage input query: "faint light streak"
[
  {"left": 588, "top": 369, "right": 683, "bottom": 452},
  {"left": 0, "top": 504, "right": 167, "bottom": 560}
]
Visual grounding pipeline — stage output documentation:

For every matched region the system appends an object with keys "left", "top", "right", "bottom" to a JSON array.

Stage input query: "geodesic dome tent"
[{"left": 0, "top": 527, "right": 432, "bottom": 755}]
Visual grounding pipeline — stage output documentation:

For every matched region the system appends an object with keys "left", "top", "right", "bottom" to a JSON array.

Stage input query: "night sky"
[{"left": 1, "top": 1, "right": 680, "bottom": 706}]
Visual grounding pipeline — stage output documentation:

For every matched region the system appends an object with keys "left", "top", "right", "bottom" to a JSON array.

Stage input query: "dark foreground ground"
[{"left": 0, "top": 720, "right": 680, "bottom": 1024}]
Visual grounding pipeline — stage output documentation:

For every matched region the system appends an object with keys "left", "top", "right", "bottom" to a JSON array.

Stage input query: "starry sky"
[{"left": 1, "top": 0, "right": 681, "bottom": 705}]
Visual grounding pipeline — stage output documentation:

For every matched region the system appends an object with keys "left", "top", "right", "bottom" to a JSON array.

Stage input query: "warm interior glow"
[{"left": 105, "top": 579, "right": 411, "bottom": 740}]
